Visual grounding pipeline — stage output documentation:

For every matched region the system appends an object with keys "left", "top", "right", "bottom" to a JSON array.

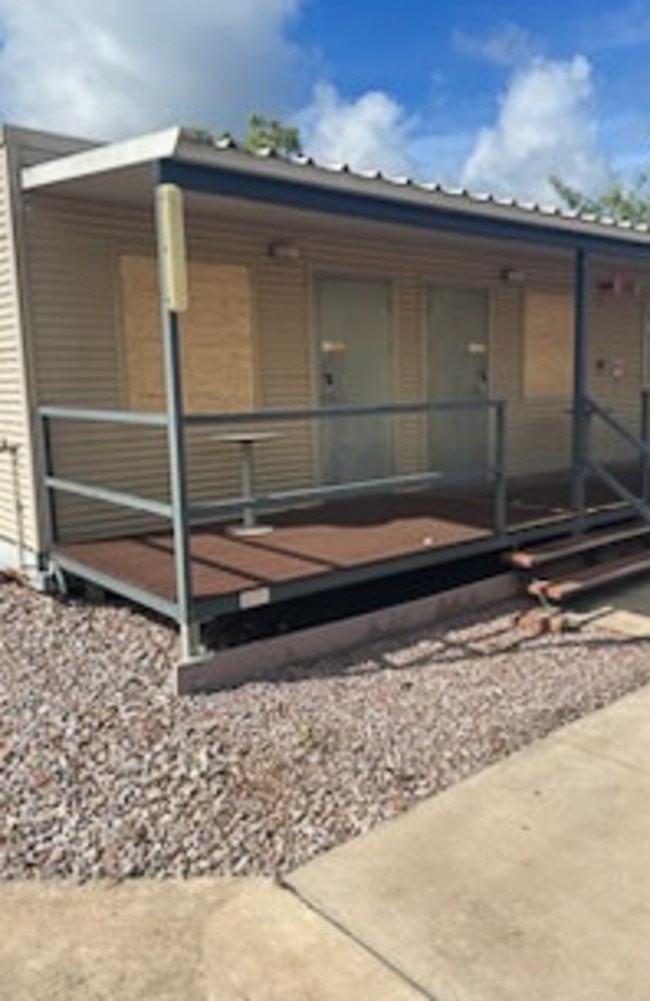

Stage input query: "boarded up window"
[
  {"left": 524, "top": 291, "right": 574, "bottom": 397},
  {"left": 120, "top": 255, "right": 254, "bottom": 412}
]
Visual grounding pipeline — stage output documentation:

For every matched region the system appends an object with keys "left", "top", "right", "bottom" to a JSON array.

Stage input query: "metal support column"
[
  {"left": 155, "top": 185, "right": 200, "bottom": 661},
  {"left": 494, "top": 401, "right": 508, "bottom": 537},
  {"left": 641, "top": 389, "right": 650, "bottom": 504},
  {"left": 570, "top": 248, "right": 589, "bottom": 517},
  {"left": 37, "top": 413, "right": 57, "bottom": 548},
  {"left": 161, "top": 308, "right": 199, "bottom": 660}
]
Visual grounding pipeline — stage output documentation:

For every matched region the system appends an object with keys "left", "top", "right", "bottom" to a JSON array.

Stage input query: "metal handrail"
[
  {"left": 184, "top": 398, "right": 503, "bottom": 426},
  {"left": 584, "top": 395, "right": 650, "bottom": 460},
  {"left": 188, "top": 467, "right": 508, "bottom": 523},
  {"left": 583, "top": 393, "right": 650, "bottom": 514},
  {"left": 37, "top": 405, "right": 168, "bottom": 427},
  {"left": 44, "top": 476, "right": 173, "bottom": 519},
  {"left": 37, "top": 398, "right": 504, "bottom": 427},
  {"left": 586, "top": 459, "right": 650, "bottom": 525},
  {"left": 37, "top": 397, "right": 509, "bottom": 540}
]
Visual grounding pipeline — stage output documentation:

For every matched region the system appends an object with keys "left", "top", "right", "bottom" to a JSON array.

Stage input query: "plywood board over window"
[
  {"left": 524, "top": 290, "right": 574, "bottom": 398},
  {"left": 120, "top": 255, "right": 254, "bottom": 413}
]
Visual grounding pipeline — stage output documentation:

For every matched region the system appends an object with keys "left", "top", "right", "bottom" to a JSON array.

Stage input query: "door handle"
[{"left": 476, "top": 370, "right": 488, "bottom": 396}]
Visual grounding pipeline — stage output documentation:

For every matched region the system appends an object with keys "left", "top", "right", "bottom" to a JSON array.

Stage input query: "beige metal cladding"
[
  {"left": 25, "top": 198, "right": 315, "bottom": 541},
  {"left": 23, "top": 190, "right": 650, "bottom": 544},
  {"left": 0, "top": 144, "right": 37, "bottom": 555}
]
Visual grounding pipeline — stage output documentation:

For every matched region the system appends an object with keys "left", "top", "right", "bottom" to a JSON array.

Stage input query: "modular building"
[{"left": 2, "top": 123, "right": 650, "bottom": 669}]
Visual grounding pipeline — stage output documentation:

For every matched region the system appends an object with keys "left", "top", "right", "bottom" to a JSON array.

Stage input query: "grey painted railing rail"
[
  {"left": 583, "top": 392, "right": 650, "bottom": 520},
  {"left": 36, "top": 397, "right": 509, "bottom": 628}
]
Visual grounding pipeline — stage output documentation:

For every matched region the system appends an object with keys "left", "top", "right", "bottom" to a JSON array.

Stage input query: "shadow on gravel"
[
  {"left": 252, "top": 611, "right": 650, "bottom": 688},
  {"left": 53, "top": 566, "right": 650, "bottom": 692}
]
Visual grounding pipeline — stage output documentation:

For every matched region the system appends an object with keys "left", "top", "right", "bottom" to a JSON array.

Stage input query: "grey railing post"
[
  {"left": 155, "top": 183, "right": 200, "bottom": 661},
  {"left": 37, "top": 411, "right": 57, "bottom": 550},
  {"left": 494, "top": 400, "right": 508, "bottom": 536},
  {"left": 641, "top": 389, "right": 650, "bottom": 504},
  {"left": 571, "top": 248, "right": 589, "bottom": 518}
]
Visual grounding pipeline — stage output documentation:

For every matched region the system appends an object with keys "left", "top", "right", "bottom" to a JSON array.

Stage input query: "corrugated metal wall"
[
  {"left": 0, "top": 145, "right": 37, "bottom": 554},
  {"left": 26, "top": 197, "right": 317, "bottom": 541},
  {"left": 23, "top": 193, "right": 650, "bottom": 543},
  {"left": 588, "top": 290, "right": 645, "bottom": 465}
]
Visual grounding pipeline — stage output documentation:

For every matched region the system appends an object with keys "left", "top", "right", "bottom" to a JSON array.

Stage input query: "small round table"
[{"left": 214, "top": 431, "right": 279, "bottom": 536}]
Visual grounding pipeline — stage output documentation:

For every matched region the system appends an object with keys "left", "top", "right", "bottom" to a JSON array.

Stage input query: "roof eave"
[
  {"left": 20, "top": 126, "right": 182, "bottom": 191},
  {"left": 16, "top": 125, "right": 650, "bottom": 254},
  {"left": 169, "top": 137, "right": 650, "bottom": 251}
]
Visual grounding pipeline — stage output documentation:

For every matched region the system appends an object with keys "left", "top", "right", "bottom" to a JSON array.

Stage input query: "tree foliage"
[
  {"left": 188, "top": 114, "right": 303, "bottom": 157},
  {"left": 243, "top": 113, "right": 302, "bottom": 156},
  {"left": 551, "top": 169, "right": 650, "bottom": 226}
]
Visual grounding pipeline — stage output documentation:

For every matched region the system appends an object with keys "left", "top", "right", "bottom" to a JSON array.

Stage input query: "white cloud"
[
  {"left": 583, "top": 0, "right": 650, "bottom": 50},
  {"left": 296, "top": 58, "right": 614, "bottom": 203},
  {"left": 461, "top": 56, "right": 609, "bottom": 203},
  {"left": 454, "top": 23, "right": 535, "bottom": 67},
  {"left": 298, "top": 83, "right": 415, "bottom": 176},
  {"left": 0, "top": 4, "right": 615, "bottom": 207},
  {"left": 0, "top": 0, "right": 304, "bottom": 139}
]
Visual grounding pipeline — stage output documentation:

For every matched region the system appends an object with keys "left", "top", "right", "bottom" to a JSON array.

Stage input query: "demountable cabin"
[{"left": 2, "top": 123, "right": 650, "bottom": 678}]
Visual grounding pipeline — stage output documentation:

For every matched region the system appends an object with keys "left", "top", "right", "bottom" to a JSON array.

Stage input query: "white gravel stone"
[{"left": 2, "top": 577, "right": 650, "bottom": 882}]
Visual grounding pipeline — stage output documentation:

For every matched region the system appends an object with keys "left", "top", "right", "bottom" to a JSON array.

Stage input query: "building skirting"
[{"left": 0, "top": 536, "right": 48, "bottom": 588}]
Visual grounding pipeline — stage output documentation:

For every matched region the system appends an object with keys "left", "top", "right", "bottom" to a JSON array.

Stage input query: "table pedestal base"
[{"left": 225, "top": 523, "right": 274, "bottom": 538}]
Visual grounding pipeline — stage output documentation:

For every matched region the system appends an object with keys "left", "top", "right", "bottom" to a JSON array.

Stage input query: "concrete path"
[
  {"left": 3, "top": 685, "right": 650, "bottom": 1000},
  {"left": 289, "top": 684, "right": 650, "bottom": 1000},
  {"left": 0, "top": 878, "right": 421, "bottom": 1001}
]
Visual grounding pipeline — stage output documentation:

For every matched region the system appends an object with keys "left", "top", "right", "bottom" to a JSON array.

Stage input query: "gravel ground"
[{"left": 3, "top": 577, "right": 650, "bottom": 882}]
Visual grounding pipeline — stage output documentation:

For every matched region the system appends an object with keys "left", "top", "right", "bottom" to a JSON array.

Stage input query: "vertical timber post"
[
  {"left": 155, "top": 181, "right": 200, "bottom": 661},
  {"left": 571, "top": 248, "right": 589, "bottom": 519}
]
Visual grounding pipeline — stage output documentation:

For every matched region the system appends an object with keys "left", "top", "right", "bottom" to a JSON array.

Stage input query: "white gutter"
[{"left": 20, "top": 126, "right": 182, "bottom": 190}]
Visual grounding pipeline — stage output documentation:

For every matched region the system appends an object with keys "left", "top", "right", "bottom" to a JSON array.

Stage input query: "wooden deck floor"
[{"left": 53, "top": 467, "right": 642, "bottom": 616}]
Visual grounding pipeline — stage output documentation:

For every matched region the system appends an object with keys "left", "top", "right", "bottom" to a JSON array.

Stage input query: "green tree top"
[
  {"left": 243, "top": 114, "right": 302, "bottom": 156},
  {"left": 187, "top": 114, "right": 303, "bottom": 157},
  {"left": 551, "top": 168, "right": 650, "bottom": 226}
]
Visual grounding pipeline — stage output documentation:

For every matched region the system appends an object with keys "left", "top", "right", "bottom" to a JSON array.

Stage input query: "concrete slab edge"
[
  {"left": 175, "top": 571, "right": 519, "bottom": 694},
  {"left": 594, "top": 608, "right": 650, "bottom": 638}
]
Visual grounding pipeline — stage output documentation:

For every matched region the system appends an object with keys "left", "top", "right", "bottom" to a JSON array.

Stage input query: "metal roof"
[
  {"left": 18, "top": 124, "right": 650, "bottom": 251},
  {"left": 206, "top": 131, "right": 644, "bottom": 232},
  {"left": 196, "top": 132, "right": 648, "bottom": 237}
]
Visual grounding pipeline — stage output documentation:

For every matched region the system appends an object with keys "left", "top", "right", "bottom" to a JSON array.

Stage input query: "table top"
[{"left": 213, "top": 431, "right": 280, "bottom": 444}]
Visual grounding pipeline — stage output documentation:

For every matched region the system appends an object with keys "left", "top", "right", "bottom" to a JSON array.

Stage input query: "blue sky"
[{"left": 1, "top": 0, "right": 649, "bottom": 203}]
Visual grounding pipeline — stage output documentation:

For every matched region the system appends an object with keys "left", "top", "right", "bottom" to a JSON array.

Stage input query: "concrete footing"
[{"left": 175, "top": 571, "right": 519, "bottom": 695}]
